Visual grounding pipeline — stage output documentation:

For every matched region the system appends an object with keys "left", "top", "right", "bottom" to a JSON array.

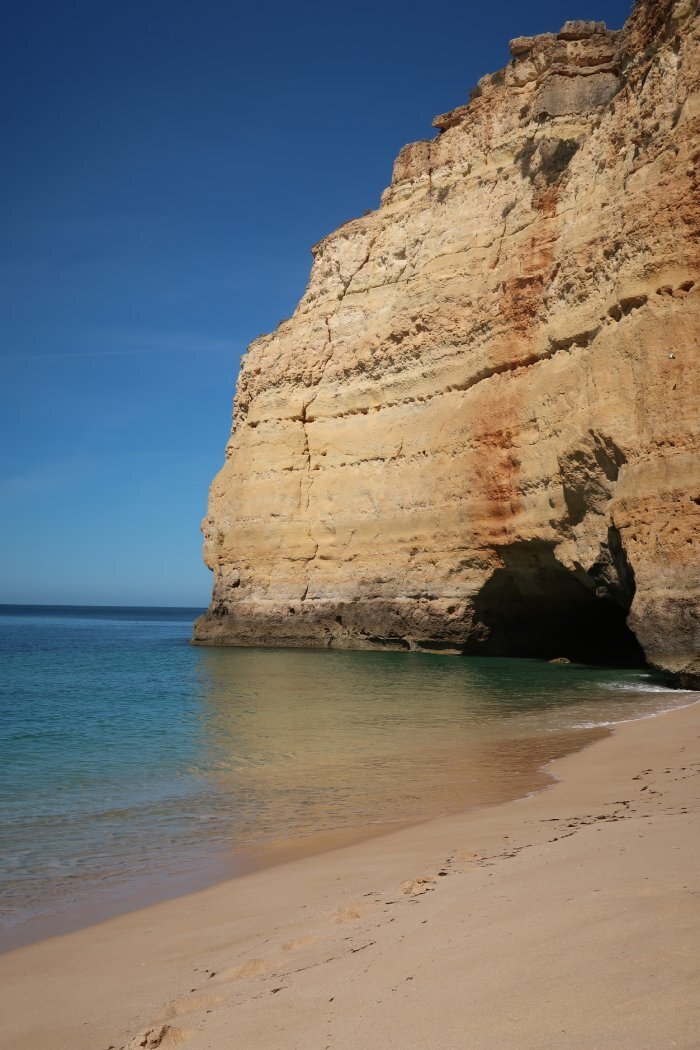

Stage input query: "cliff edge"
[{"left": 194, "top": 0, "right": 700, "bottom": 687}]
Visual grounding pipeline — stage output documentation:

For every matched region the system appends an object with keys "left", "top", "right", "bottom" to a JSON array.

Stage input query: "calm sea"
[{"left": 0, "top": 604, "right": 695, "bottom": 951}]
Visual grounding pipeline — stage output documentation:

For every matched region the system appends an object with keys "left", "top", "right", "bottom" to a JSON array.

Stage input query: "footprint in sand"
[
  {"left": 400, "top": 876, "right": 436, "bottom": 896},
  {"left": 282, "top": 934, "right": 319, "bottom": 951},
  {"left": 220, "top": 958, "right": 269, "bottom": 980},
  {"left": 454, "top": 850, "right": 478, "bottom": 868},
  {"left": 126, "top": 1024, "right": 190, "bottom": 1049},
  {"left": 333, "top": 903, "right": 366, "bottom": 923},
  {"left": 163, "top": 992, "right": 224, "bottom": 1020}
]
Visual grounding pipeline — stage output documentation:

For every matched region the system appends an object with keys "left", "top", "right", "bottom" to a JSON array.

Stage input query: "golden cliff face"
[{"left": 194, "top": 0, "right": 700, "bottom": 686}]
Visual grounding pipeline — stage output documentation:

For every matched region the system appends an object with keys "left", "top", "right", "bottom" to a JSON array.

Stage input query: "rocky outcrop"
[{"left": 194, "top": 0, "right": 700, "bottom": 687}]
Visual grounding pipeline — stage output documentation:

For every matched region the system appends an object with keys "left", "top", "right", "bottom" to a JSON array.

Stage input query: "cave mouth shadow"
[{"left": 468, "top": 541, "right": 646, "bottom": 668}]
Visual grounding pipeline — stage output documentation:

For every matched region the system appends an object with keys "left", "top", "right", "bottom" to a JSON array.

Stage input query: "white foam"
[
  {"left": 598, "top": 681, "right": 696, "bottom": 695},
  {"left": 571, "top": 696, "right": 700, "bottom": 731}
]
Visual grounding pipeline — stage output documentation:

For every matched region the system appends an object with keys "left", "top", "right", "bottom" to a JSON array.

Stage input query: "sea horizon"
[{"left": 0, "top": 602, "right": 207, "bottom": 612}]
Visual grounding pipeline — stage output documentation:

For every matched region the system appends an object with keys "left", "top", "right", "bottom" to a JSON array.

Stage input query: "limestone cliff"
[{"left": 194, "top": 0, "right": 700, "bottom": 687}]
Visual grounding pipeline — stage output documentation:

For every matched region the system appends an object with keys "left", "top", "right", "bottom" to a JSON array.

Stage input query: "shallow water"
[{"left": 0, "top": 605, "right": 694, "bottom": 950}]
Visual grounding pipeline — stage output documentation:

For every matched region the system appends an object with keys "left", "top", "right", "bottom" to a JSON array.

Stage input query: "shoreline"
[
  {"left": 2, "top": 697, "right": 699, "bottom": 1049},
  {"left": 1, "top": 718, "right": 608, "bottom": 955},
  {"left": 4, "top": 638, "right": 690, "bottom": 957}
]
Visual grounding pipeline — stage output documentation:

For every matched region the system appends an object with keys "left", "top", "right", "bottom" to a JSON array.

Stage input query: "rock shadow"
[{"left": 469, "top": 539, "right": 645, "bottom": 666}]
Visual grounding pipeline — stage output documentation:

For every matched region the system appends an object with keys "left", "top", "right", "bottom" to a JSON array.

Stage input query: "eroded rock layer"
[{"left": 194, "top": 0, "right": 700, "bottom": 686}]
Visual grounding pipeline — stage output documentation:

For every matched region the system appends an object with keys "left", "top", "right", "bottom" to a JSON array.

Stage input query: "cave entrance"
[{"left": 469, "top": 540, "right": 645, "bottom": 666}]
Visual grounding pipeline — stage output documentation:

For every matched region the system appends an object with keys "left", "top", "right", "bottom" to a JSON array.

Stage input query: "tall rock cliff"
[{"left": 194, "top": 0, "right": 700, "bottom": 686}]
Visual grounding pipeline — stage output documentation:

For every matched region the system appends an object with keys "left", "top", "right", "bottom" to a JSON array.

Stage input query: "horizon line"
[{"left": 0, "top": 601, "right": 208, "bottom": 610}]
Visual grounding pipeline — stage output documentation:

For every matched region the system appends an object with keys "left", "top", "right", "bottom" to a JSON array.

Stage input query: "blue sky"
[{"left": 1, "top": 0, "right": 633, "bottom": 606}]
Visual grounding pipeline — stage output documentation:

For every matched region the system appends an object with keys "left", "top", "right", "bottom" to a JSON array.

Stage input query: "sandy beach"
[{"left": 2, "top": 699, "right": 699, "bottom": 1050}]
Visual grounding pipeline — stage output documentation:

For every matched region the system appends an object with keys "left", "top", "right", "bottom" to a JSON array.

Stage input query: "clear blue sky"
[{"left": 1, "top": 0, "right": 633, "bottom": 606}]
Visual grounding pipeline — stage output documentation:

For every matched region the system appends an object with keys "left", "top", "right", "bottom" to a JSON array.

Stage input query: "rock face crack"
[{"left": 194, "top": 0, "right": 700, "bottom": 688}]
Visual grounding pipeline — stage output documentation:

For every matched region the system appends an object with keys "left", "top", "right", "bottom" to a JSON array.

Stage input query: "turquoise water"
[{"left": 0, "top": 605, "right": 694, "bottom": 951}]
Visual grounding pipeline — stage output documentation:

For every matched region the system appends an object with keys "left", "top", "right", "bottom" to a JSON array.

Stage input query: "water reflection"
[{"left": 191, "top": 649, "right": 683, "bottom": 854}]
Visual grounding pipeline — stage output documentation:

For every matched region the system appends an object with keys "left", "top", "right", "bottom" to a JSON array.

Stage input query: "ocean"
[{"left": 0, "top": 604, "right": 694, "bottom": 951}]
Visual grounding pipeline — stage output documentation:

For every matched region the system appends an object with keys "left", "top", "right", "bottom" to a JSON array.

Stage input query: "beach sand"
[{"left": 2, "top": 700, "right": 699, "bottom": 1049}]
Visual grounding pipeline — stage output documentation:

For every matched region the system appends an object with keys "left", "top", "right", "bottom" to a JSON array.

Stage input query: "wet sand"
[{"left": 2, "top": 700, "right": 699, "bottom": 1049}]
